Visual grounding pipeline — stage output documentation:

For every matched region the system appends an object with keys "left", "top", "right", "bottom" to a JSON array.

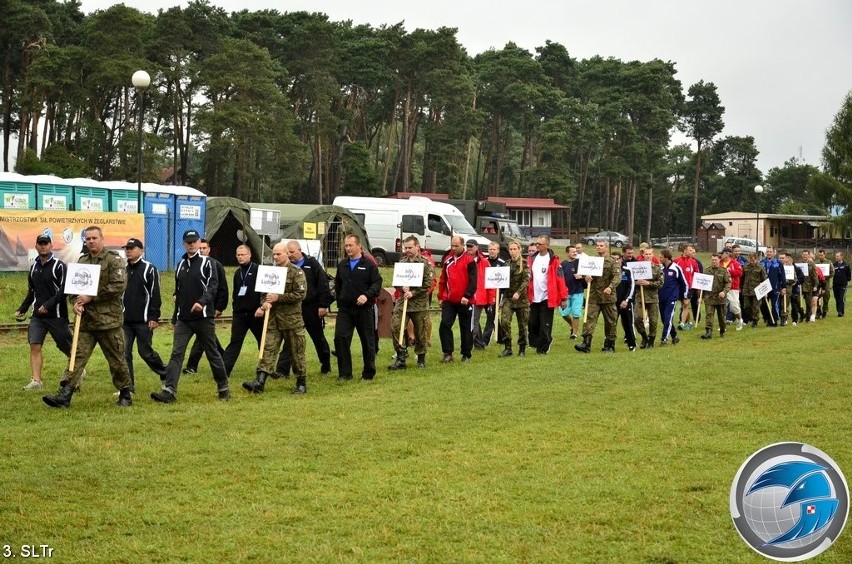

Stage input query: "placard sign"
[
  {"left": 691, "top": 272, "right": 714, "bottom": 292},
  {"left": 783, "top": 264, "right": 795, "bottom": 281},
  {"left": 795, "top": 262, "right": 809, "bottom": 276},
  {"left": 391, "top": 261, "right": 425, "bottom": 287},
  {"left": 577, "top": 256, "right": 604, "bottom": 277},
  {"left": 485, "top": 266, "right": 511, "bottom": 289},
  {"left": 754, "top": 279, "right": 773, "bottom": 300},
  {"left": 816, "top": 263, "right": 830, "bottom": 277},
  {"left": 627, "top": 261, "right": 653, "bottom": 280},
  {"left": 64, "top": 263, "right": 101, "bottom": 296},
  {"left": 255, "top": 265, "right": 287, "bottom": 294}
]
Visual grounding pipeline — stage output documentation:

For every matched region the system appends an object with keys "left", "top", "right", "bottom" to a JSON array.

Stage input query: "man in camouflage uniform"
[
  {"left": 815, "top": 249, "right": 835, "bottom": 318},
  {"left": 43, "top": 226, "right": 132, "bottom": 408},
  {"left": 701, "top": 253, "right": 732, "bottom": 339},
  {"left": 800, "top": 250, "right": 820, "bottom": 322},
  {"left": 243, "top": 242, "right": 308, "bottom": 394},
  {"left": 741, "top": 252, "right": 768, "bottom": 327},
  {"left": 498, "top": 241, "right": 530, "bottom": 357},
  {"left": 389, "top": 236, "right": 435, "bottom": 370},
  {"left": 633, "top": 248, "right": 663, "bottom": 349},
  {"left": 575, "top": 240, "right": 620, "bottom": 353}
]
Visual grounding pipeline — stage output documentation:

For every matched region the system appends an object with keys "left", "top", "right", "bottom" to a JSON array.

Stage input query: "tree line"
[{"left": 3, "top": 0, "right": 848, "bottom": 238}]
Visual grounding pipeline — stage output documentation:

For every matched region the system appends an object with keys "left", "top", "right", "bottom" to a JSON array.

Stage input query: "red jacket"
[
  {"left": 527, "top": 251, "right": 568, "bottom": 307},
  {"left": 673, "top": 256, "right": 700, "bottom": 287},
  {"left": 471, "top": 253, "right": 496, "bottom": 306},
  {"left": 439, "top": 251, "right": 477, "bottom": 304},
  {"left": 722, "top": 258, "right": 743, "bottom": 290}
]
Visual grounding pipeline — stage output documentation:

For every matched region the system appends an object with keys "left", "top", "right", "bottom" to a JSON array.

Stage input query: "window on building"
[{"left": 512, "top": 210, "right": 531, "bottom": 226}]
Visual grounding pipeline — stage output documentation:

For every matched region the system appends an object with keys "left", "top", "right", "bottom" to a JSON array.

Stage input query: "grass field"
[{"left": 1, "top": 268, "right": 850, "bottom": 562}]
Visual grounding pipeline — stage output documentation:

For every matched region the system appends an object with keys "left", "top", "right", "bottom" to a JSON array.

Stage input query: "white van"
[{"left": 333, "top": 196, "right": 490, "bottom": 265}]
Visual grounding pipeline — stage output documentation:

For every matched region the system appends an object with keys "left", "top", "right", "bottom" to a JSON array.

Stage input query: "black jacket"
[
  {"left": 210, "top": 257, "right": 229, "bottom": 313},
  {"left": 834, "top": 261, "right": 850, "bottom": 288},
  {"left": 18, "top": 254, "right": 68, "bottom": 319},
  {"left": 174, "top": 251, "right": 218, "bottom": 320},
  {"left": 296, "top": 255, "right": 334, "bottom": 307},
  {"left": 231, "top": 262, "right": 263, "bottom": 315},
  {"left": 334, "top": 255, "right": 382, "bottom": 308},
  {"left": 123, "top": 258, "right": 162, "bottom": 323}
]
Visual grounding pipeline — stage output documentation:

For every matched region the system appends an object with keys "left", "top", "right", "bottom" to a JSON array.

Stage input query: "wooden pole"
[
  {"left": 641, "top": 286, "right": 649, "bottom": 330},
  {"left": 398, "top": 297, "right": 409, "bottom": 347},
  {"left": 69, "top": 313, "right": 82, "bottom": 371},
  {"left": 258, "top": 307, "right": 271, "bottom": 360},
  {"left": 765, "top": 296, "right": 775, "bottom": 324},
  {"left": 493, "top": 290, "right": 500, "bottom": 343},
  {"left": 582, "top": 285, "right": 591, "bottom": 324},
  {"left": 696, "top": 290, "right": 703, "bottom": 324}
]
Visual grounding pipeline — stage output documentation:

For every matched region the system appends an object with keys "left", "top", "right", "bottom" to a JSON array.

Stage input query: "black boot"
[
  {"left": 43, "top": 383, "right": 75, "bottom": 408},
  {"left": 638, "top": 333, "right": 649, "bottom": 349},
  {"left": 647, "top": 337, "right": 655, "bottom": 348},
  {"left": 499, "top": 342, "right": 513, "bottom": 357},
  {"left": 601, "top": 339, "right": 615, "bottom": 353},
  {"left": 574, "top": 335, "right": 592, "bottom": 353},
  {"left": 320, "top": 356, "right": 332, "bottom": 375},
  {"left": 293, "top": 377, "right": 307, "bottom": 395},
  {"left": 701, "top": 328, "right": 712, "bottom": 340},
  {"left": 242, "top": 371, "right": 268, "bottom": 394},
  {"left": 417, "top": 354, "right": 426, "bottom": 369},
  {"left": 115, "top": 387, "right": 133, "bottom": 407},
  {"left": 388, "top": 351, "right": 408, "bottom": 371},
  {"left": 518, "top": 345, "right": 526, "bottom": 357}
]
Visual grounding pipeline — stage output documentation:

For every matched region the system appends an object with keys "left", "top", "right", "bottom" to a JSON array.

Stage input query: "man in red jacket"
[
  {"left": 470, "top": 243, "right": 495, "bottom": 350},
  {"left": 527, "top": 236, "right": 568, "bottom": 354},
  {"left": 674, "top": 244, "right": 701, "bottom": 329},
  {"left": 720, "top": 248, "right": 744, "bottom": 330},
  {"left": 438, "top": 237, "right": 477, "bottom": 363}
]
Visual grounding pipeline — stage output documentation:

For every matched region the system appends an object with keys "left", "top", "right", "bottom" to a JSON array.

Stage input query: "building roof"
[
  {"left": 701, "top": 211, "right": 829, "bottom": 222},
  {"left": 485, "top": 197, "right": 568, "bottom": 210},
  {"left": 388, "top": 192, "right": 449, "bottom": 200}
]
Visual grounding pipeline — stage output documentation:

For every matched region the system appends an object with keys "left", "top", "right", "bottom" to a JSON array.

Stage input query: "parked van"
[{"left": 332, "top": 196, "right": 490, "bottom": 265}]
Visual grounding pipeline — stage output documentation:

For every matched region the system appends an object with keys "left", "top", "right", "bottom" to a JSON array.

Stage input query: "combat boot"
[
  {"left": 115, "top": 387, "right": 133, "bottom": 407},
  {"left": 417, "top": 354, "right": 426, "bottom": 369},
  {"left": 701, "top": 328, "right": 712, "bottom": 340},
  {"left": 517, "top": 345, "right": 526, "bottom": 357},
  {"left": 499, "top": 342, "right": 513, "bottom": 357},
  {"left": 388, "top": 351, "right": 408, "bottom": 371},
  {"left": 242, "top": 371, "right": 268, "bottom": 394},
  {"left": 292, "top": 377, "right": 307, "bottom": 395},
  {"left": 638, "top": 333, "right": 649, "bottom": 349},
  {"left": 647, "top": 337, "right": 655, "bottom": 348},
  {"left": 574, "top": 335, "right": 592, "bottom": 353},
  {"left": 43, "top": 383, "right": 75, "bottom": 408},
  {"left": 601, "top": 339, "right": 615, "bottom": 353}
]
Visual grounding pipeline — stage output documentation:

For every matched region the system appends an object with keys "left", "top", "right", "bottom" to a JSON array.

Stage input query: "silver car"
[{"left": 585, "top": 231, "right": 630, "bottom": 248}]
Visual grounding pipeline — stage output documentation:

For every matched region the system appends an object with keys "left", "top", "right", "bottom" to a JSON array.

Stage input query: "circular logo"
[{"left": 730, "top": 442, "right": 849, "bottom": 561}]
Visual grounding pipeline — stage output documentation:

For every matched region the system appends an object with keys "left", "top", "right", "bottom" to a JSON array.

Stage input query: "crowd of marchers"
[{"left": 15, "top": 227, "right": 850, "bottom": 408}]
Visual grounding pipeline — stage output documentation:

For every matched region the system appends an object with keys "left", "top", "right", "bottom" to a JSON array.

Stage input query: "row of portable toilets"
[{"left": 0, "top": 172, "right": 206, "bottom": 271}]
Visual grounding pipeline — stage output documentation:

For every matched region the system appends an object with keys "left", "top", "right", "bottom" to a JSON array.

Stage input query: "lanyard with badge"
[{"left": 238, "top": 264, "right": 252, "bottom": 297}]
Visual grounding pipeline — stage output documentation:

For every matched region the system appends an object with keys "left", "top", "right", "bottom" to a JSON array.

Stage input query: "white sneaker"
[
  {"left": 809, "top": 315, "right": 816, "bottom": 322},
  {"left": 792, "top": 322, "right": 797, "bottom": 326},
  {"left": 736, "top": 319, "right": 744, "bottom": 331},
  {"left": 23, "top": 379, "right": 43, "bottom": 390}
]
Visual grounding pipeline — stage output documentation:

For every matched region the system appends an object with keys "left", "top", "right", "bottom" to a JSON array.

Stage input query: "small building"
[
  {"left": 696, "top": 222, "right": 726, "bottom": 253},
  {"left": 483, "top": 197, "right": 569, "bottom": 237},
  {"left": 699, "top": 211, "right": 830, "bottom": 249}
]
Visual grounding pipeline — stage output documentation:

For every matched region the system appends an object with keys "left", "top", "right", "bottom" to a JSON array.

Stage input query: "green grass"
[{"left": 1, "top": 271, "right": 850, "bottom": 562}]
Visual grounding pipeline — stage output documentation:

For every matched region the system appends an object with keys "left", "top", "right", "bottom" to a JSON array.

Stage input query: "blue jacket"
[
  {"left": 760, "top": 257, "right": 784, "bottom": 292},
  {"left": 659, "top": 261, "right": 688, "bottom": 303}
]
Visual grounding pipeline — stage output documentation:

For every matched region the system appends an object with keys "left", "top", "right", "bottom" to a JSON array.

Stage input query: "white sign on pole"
[
  {"left": 816, "top": 263, "right": 830, "bottom": 277},
  {"left": 64, "top": 263, "right": 102, "bottom": 296},
  {"left": 392, "top": 261, "right": 425, "bottom": 287},
  {"left": 754, "top": 279, "right": 773, "bottom": 300},
  {"left": 783, "top": 264, "right": 795, "bottom": 281},
  {"left": 484, "top": 266, "right": 511, "bottom": 289},
  {"left": 627, "top": 261, "right": 653, "bottom": 280},
  {"left": 255, "top": 265, "right": 287, "bottom": 294},
  {"left": 577, "top": 256, "right": 604, "bottom": 277},
  {"left": 691, "top": 272, "right": 715, "bottom": 292},
  {"left": 795, "top": 262, "right": 809, "bottom": 276}
]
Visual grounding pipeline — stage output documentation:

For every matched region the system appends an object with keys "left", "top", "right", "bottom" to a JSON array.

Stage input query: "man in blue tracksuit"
[
  {"left": 759, "top": 246, "right": 784, "bottom": 326},
  {"left": 658, "top": 249, "right": 688, "bottom": 345}
]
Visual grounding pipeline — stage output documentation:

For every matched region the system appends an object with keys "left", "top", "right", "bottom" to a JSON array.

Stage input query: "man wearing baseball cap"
[{"left": 122, "top": 238, "right": 167, "bottom": 392}]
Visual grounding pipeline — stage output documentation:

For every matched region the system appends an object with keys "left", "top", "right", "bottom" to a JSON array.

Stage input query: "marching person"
[
  {"left": 388, "top": 236, "right": 435, "bottom": 370},
  {"left": 674, "top": 244, "right": 701, "bottom": 329},
  {"left": 559, "top": 245, "right": 584, "bottom": 340},
  {"left": 527, "top": 236, "right": 567, "bottom": 355},
  {"left": 221, "top": 245, "right": 264, "bottom": 375},
  {"left": 575, "top": 240, "right": 619, "bottom": 353},
  {"left": 800, "top": 250, "right": 820, "bottom": 322},
  {"left": 334, "top": 234, "right": 383, "bottom": 381},
  {"left": 833, "top": 251, "right": 849, "bottom": 317},
  {"left": 243, "top": 242, "right": 308, "bottom": 394},
  {"left": 720, "top": 248, "right": 744, "bottom": 330},
  {"left": 613, "top": 252, "right": 637, "bottom": 351},
  {"left": 742, "top": 252, "right": 768, "bottom": 328},
  {"left": 815, "top": 249, "right": 835, "bottom": 318},
  {"left": 43, "top": 226, "right": 132, "bottom": 408},
  {"left": 759, "top": 246, "right": 784, "bottom": 326},
  {"left": 151, "top": 230, "right": 230, "bottom": 403},
  {"left": 482, "top": 242, "right": 505, "bottom": 344},
  {"left": 16, "top": 233, "right": 73, "bottom": 391},
  {"left": 469, "top": 242, "right": 493, "bottom": 350},
  {"left": 658, "top": 249, "right": 688, "bottom": 346},
  {"left": 633, "top": 248, "right": 663, "bottom": 348},
  {"left": 438, "top": 237, "right": 478, "bottom": 363},
  {"left": 498, "top": 241, "right": 530, "bottom": 357},
  {"left": 122, "top": 237, "right": 167, "bottom": 392},
  {"left": 700, "top": 253, "right": 732, "bottom": 340},
  {"left": 781, "top": 252, "right": 805, "bottom": 326},
  {"left": 182, "top": 238, "right": 227, "bottom": 375}
]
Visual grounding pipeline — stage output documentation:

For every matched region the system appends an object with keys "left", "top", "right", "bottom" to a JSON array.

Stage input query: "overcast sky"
[{"left": 73, "top": 0, "right": 852, "bottom": 175}]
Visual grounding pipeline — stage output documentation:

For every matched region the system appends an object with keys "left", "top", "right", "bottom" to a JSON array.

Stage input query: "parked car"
[
  {"left": 720, "top": 236, "right": 767, "bottom": 257},
  {"left": 585, "top": 231, "right": 630, "bottom": 247}
]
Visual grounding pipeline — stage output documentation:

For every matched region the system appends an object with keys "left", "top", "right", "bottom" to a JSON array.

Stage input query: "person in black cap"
[
  {"left": 151, "top": 229, "right": 230, "bottom": 403},
  {"left": 16, "top": 233, "right": 73, "bottom": 390},
  {"left": 182, "top": 237, "right": 227, "bottom": 374},
  {"left": 436, "top": 236, "right": 477, "bottom": 363},
  {"left": 122, "top": 237, "right": 167, "bottom": 392}
]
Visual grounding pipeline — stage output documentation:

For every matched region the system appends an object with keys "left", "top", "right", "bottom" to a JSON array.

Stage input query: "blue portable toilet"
[
  {"left": 142, "top": 183, "right": 174, "bottom": 271},
  {"left": 0, "top": 172, "right": 36, "bottom": 210},
  {"left": 172, "top": 186, "right": 207, "bottom": 267},
  {"left": 102, "top": 180, "right": 141, "bottom": 213},
  {"left": 72, "top": 178, "right": 109, "bottom": 212},
  {"left": 33, "top": 175, "right": 73, "bottom": 210}
]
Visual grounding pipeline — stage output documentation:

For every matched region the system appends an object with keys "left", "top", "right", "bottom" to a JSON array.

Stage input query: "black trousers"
[
  {"left": 439, "top": 301, "right": 473, "bottom": 358},
  {"left": 185, "top": 329, "right": 225, "bottom": 371},
  {"left": 123, "top": 322, "right": 167, "bottom": 389},
  {"left": 834, "top": 286, "right": 847, "bottom": 316},
  {"left": 618, "top": 305, "right": 637, "bottom": 347},
  {"left": 163, "top": 318, "right": 228, "bottom": 393},
  {"left": 528, "top": 301, "right": 555, "bottom": 353},
  {"left": 334, "top": 306, "right": 376, "bottom": 379},
  {"left": 277, "top": 303, "right": 331, "bottom": 375},
  {"left": 221, "top": 312, "right": 264, "bottom": 375}
]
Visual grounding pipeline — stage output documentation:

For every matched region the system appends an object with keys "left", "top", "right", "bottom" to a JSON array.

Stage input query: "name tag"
[{"left": 238, "top": 286, "right": 248, "bottom": 296}]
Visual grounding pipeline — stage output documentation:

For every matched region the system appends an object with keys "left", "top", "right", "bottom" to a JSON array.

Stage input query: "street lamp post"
[
  {"left": 754, "top": 184, "right": 764, "bottom": 252},
  {"left": 132, "top": 70, "right": 151, "bottom": 214}
]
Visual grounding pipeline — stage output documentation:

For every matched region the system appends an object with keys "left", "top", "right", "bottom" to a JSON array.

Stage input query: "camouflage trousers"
[
  {"left": 499, "top": 301, "right": 529, "bottom": 347},
  {"left": 392, "top": 306, "right": 428, "bottom": 356},
  {"left": 704, "top": 303, "right": 726, "bottom": 333},
  {"left": 259, "top": 323, "right": 306, "bottom": 378},
  {"left": 583, "top": 300, "right": 618, "bottom": 341},
  {"left": 633, "top": 300, "right": 659, "bottom": 338},
  {"left": 743, "top": 294, "right": 761, "bottom": 323},
  {"left": 64, "top": 326, "right": 131, "bottom": 390}
]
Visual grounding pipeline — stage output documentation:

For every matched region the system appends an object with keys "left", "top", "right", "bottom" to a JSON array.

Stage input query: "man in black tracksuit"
[
  {"left": 183, "top": 238, "right": 228, "bottom": 374},
  {"left": 122, "top": 238, "right": 167, "bottom": 391},
  {"left": 833, "top": 252, "right": 850, "bottom": 317},
  {"left": 221, "top": 244, "right": 264, "bottom": 375},
  {"left": 276, "top": 241, "right": 335, "bottom": 377},
  {"left": 334, "top": 234, "right": 383, "bottom": 381},
  {"left": 613, "top": 253, "right": 637, "bottom": 351},
  {"left": 151, "top": 230, "right": 229, "bottom": 403}
]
